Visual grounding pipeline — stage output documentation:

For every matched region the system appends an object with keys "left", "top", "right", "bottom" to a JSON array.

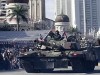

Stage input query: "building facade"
[
  {"left": 5, "top": 0, "right": 30, "bottom": 31},
  {"left": 0, "top": 0, "right": 6, "bottom": 25},
  {"left": 29, "top": 0, "right": 45, "bottom": 22},
  {"left": 0, "top": 0, "right": 6, "bottom": 16},
  {"left": 55, "top": 0, "right": 68, "bottom": 16},
  {"left": 28, "top": 0, "right": 46, "bottom": 30},
  {"left": 56, "top": 0, "right": 100, "bottom": 36},
  {"left": 79, "top": 0, "right": 99, "bottom": 36},
  {"left": 29, "top": 0, "right": 53, "bottom": 30},
  {"left": 0, "top": 0, "right": 53, "bottom": 31}
]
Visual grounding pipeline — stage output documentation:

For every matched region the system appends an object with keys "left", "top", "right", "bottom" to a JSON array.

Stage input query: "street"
[{"left": 0, "top": 66, "right": 100, "bottom": 75}]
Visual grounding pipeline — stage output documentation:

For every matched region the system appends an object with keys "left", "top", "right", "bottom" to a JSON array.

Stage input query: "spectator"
[{"left": 0, "top": 51, "right": 4, "bottom": 70}]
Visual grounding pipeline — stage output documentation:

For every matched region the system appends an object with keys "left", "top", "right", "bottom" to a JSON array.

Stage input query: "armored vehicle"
[{"left": 18, "top": 31, "right": 98, "bottom": 73}]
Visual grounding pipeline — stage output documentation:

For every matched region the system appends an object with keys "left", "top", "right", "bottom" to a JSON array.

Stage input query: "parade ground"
[{"left": 0, "top": 66, "right": 100, "bottom": 75}]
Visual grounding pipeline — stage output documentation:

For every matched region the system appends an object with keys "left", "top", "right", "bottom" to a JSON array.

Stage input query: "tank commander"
[
  {"left": 53, "top": 30, "right": 62, "bottom": 41},
  {"left": 48, "top": 31, "right": 55, "bottom": 39}
]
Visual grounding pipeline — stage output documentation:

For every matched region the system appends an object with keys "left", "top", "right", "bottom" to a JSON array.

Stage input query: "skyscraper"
[
  {"left": 29, "top": 0, "right": 45, "bottom": 22},
  {"left": 79, "top": 0, "right": 99, "bottom": 36},
  {"left": 56, "top": 0, "right": 100, "bottom": 36}
]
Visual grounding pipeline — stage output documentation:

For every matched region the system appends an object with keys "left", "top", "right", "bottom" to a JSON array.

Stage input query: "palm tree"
[{"left": 7, "top": 5, "right": 28, "bottom": 31}]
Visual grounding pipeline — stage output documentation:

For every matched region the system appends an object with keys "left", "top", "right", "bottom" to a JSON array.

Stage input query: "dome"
[
  {"left": 7, "top": 0, "right": 29, "bottom": 4},
  {"left": 55, "top": 14, "right": 69, "bottom": 22}
]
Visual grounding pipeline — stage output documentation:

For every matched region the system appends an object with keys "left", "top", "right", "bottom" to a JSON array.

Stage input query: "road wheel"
[
  {"left": 22, "top": 62, "right": 34, "bottom": 73},
  {"left": 71, "top": 59, "right": 95, "bottom": 73},
  {"left": 71, "top": 59, "right": 85, "bottom": 72},
  {"left": 22, "top": 61, "right": 40, "bottom": 73},
  {"left": 84, "top": 60, "right": 95, "bottom": 72}
]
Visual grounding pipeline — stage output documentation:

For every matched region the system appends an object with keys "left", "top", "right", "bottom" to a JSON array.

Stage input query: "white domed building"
[{"left": 55, "top": 14, "right": 69, "bottom": 32}]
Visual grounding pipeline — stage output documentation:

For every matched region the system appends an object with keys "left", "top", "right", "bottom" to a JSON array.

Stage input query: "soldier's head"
[
  {"left": 34, "top": 38, "right": 39, "bottom": 42},
  {"left": 55, "top": 30, "right": 59, "bottom": 34}
]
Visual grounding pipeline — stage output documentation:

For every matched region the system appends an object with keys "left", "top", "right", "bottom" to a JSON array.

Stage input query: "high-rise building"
[
  {"left": 0, "top": 0, "right": 52, "bottom": 30},
  {"left": 78, "top": 0, "right": 99, "bottom": 36},
  {"left": 29, "top": 0, "right": 45, "bottom": 22},
  {"left": 56, "top": 0, "right": 100, "bottom": 36},
  {"left": 28, "top": 0, "right": 47, "bottom": 30}
]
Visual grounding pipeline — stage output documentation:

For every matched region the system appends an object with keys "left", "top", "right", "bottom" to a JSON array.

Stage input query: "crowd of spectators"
[{"left": 0, "top": 44, "right": 34, "bottom": 71}]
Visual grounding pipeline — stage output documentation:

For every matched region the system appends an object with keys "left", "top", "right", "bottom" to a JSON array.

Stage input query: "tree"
[
  {"left": 67, "top": 26, "right": 77, "bottom": 33},
  {"left": 7, "top": 5, "right": 28, "bottom": 31}
]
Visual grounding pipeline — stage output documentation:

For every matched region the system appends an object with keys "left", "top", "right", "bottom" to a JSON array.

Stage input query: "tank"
[{"left": 18, "top": 31, "right": 98, "bottom": 73}]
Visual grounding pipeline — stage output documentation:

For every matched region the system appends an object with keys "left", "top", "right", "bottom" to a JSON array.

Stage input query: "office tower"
[
  {"left": 79, "top": 0, "right": 99, "bottom": 36},
  {"left": 29, "top": 0, "right": 45, "bottom": 22},
  {"left": 56, "top": 0, "right": 100, "bottom": 36}
]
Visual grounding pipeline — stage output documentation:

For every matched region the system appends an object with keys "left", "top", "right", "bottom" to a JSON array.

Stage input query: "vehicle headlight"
[{"left": 24, "top": 54, "right": 28, "bottom": 55}]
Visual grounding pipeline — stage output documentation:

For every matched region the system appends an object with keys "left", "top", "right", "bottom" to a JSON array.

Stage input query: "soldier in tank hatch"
[{"left": 54, "top": 30, "right": 62, "bottom": 41}]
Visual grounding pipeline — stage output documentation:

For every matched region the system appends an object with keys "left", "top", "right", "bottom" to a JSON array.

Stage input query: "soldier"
[
  {"left": 45, "top": 31, "right": 55, "bottom": 42},
  {"left": 48, "top": 31, "right": 55, "bottom": 39},
  {"left": 54, "top": 30, "right": 61, "bottom": 41}
]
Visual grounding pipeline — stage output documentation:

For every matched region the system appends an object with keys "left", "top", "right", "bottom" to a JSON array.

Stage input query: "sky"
[{"left": 45, "top": 0, "right": 55, "bottom": 20}]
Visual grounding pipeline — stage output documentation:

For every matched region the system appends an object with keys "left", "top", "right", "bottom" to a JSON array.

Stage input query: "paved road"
[{"left": 0, "top": 66, "right": 100, "bottom": 75}]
